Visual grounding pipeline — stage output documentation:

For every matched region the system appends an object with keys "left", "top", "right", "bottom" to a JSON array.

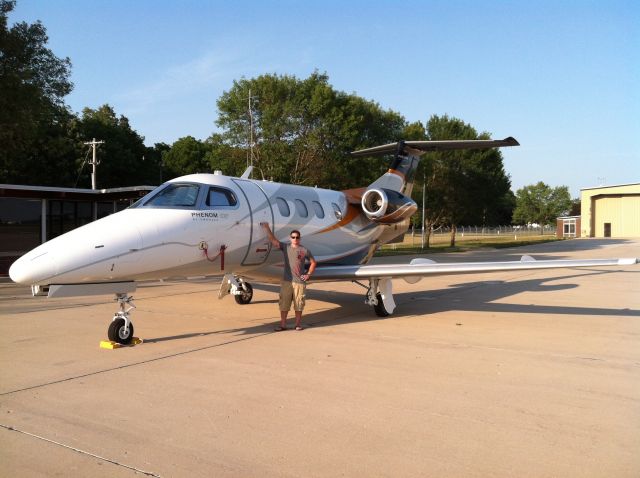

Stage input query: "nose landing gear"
[
  {"left": 218, "top": 274, "right": 254, "bottom": 304},
  {"left": 108, "top": 293, "right": 136, "bottom": 344}
]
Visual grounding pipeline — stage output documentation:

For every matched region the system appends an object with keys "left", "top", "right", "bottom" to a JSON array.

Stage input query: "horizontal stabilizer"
[{"left": 351, "top": 137, "right": 519, "bottom": 157}]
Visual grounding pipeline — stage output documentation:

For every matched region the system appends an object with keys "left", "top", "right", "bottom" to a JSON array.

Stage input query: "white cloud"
[{"left": 114, "top": 47, "right": 259, "bottom": 115}]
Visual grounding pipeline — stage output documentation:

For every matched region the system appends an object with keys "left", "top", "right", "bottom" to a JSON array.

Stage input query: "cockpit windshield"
[{"left": 141, "top": 183, "right": 200, "bottom": 208}]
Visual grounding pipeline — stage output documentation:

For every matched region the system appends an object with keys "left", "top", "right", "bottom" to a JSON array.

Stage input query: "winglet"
[
  {"left": 410, "top": 258, "right": 437, "bottom": 265},
  {"left": 617, "top": 258, "right": 638, "bottom": 265}
]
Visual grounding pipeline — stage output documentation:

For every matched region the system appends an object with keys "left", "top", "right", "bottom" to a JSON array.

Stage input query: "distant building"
[
  {"left": 556, "top": 216, "right": 581, "bottom": 238},
  {"left": 0, "top": 184, "right": 155, "bottom": 276},
  {"left": 580, "top": 183, "right": 640, "bottom": 238}
]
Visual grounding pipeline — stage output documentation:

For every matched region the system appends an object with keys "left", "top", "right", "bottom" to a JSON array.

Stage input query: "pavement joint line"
[
  {"left": 0, "top": 306, "right": 359, "bottom": 397},
  {"left": 0, "top": 330, "right": 275, "bottom": 396},
  {"left": 0, "top": 423, "right": 162, "bottom": 477}
]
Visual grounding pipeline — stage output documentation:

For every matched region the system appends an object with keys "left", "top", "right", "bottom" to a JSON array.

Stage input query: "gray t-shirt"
[{"left": 279, "top": 241, "right": 314, "bottom": 283}]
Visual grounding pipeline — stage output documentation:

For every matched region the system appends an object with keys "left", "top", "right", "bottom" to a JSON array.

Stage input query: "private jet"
[{"left": 9, "top": 137, "right": 637, "bottom": 344}]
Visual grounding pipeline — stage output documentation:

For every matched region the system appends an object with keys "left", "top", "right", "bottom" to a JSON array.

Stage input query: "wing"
[{"left": 312, "top": 256, "right": 638, "bottom": 282}]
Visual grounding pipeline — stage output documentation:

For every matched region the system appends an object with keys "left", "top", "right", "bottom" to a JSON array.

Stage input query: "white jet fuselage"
[{"left": 9, "top": 173, "right": 394, "bottom": 287}]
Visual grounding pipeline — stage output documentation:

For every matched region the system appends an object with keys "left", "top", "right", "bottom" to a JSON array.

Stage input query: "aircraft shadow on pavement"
[{"left": 144, "top": 268, "right": 639, "bottom": 342}]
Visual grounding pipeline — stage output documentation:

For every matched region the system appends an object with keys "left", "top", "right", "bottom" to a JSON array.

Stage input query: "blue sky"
[{"left": 12, "top": 0, "right": 640, "bottom": 197}]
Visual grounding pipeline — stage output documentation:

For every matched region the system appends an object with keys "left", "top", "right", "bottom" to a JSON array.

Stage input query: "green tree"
[
  {"left": 569, "top": 198, "right": 581, "bottom": 216},
  {"left": 215, "top": 72, "right": 405, "bottom": 189},
  {"left": 204, "top": 133, "right": 247, "bottom": 179},
  {"left": 161, "top": 136, "right": 211, "bottom": 180},
  {"left": 403, "top": 121, "right": 427, "bottom": 141},
  {"left": 148, "top": 142, "right": 170, "bottom": 184},
  {"left": 75, "top": 105, "right": 149, "bottom": 188},
  {"left": 421, "top": 115, "right": 513, "bottom": 246},
  {"left": 512, "top": 182, "right": 572, "bottom": 227},
  {"left": 0, "top": 0, "right": 76, "bottom": 185}
]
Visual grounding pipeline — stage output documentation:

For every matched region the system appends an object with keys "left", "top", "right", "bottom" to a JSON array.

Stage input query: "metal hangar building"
[{"left": 580, "top": 183, "right": 640, "bottom": 238}]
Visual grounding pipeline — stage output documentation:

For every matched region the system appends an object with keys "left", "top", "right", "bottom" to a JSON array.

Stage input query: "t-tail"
[
  {"left": 348, "top": 137, "right": 519, "bottom": 227},
  {"left": 351, "top": 136, "right": 520, "bottom": 196}
]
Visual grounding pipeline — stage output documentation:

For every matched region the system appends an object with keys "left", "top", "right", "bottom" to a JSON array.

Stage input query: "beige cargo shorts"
[{"left": 279, "top": 281, "right": 306, "bottom": 312}]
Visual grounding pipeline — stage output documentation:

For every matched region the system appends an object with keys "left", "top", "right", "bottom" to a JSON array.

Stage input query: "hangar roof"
[{"left": 581, "top": 182, "right": 640, "bottom": 191}]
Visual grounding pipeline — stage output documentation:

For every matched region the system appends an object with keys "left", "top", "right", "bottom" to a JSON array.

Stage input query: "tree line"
[{"left": 0, "top": 0, "right": 573, "bottom": 244}]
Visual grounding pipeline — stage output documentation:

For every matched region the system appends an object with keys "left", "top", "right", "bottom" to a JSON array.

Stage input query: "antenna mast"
[
  {"left": 247, "top": 89, "right": 257, "bottom": 168},
  {"left": 84, "top": 138, "right": 104, "bottom": 189}
]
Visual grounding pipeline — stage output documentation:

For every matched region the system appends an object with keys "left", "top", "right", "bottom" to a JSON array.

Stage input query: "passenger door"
[{"left": 232, "top": 179, "right": 273, "bottom": 266}]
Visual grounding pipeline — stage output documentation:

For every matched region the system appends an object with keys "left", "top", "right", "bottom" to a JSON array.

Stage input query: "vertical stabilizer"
[{"left": 368, "top": 149, "right": 421, "bottom": 195}]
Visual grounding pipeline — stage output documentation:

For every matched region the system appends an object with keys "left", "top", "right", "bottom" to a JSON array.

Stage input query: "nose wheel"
[
  {"left": 234, "top": 281, "right": 253, "bottom": 304},
  {"left": 108, "top": 293, "right": 136, "bottom": 344},
  {"left": 108, "top": 317, "right": 135, "bottom": 344}
]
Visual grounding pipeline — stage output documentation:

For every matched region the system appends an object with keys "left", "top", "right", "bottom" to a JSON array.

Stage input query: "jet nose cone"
[
  {"left": 8, "top": 250, "right": 55, "bottom": 285},
  {"left": 8, "top": 255, "right": 29, "bottom": 284}
]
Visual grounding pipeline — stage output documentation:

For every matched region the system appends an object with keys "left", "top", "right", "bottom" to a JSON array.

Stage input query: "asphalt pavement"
[{"left": 1, "top": 238, "right": 639, "bottom": 477}]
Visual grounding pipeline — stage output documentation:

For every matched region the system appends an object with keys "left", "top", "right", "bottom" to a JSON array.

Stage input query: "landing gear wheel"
[
  {"left": 373, "top": 293, "right": 389, "bottom": 317},
  {"left": 108, "top": 318, "right": 134, "bottom": 345},
  {"left": 234, "top": 282, "right": 253, "bottom": 304}
]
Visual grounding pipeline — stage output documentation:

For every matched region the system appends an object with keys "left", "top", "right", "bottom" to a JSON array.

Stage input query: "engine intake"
[{"left": 361, "top": 188, "right": 417, "bottom": 224}]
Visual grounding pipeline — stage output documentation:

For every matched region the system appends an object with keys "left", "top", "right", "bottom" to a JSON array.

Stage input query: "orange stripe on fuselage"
[
  {"left": 314, "top": 204, "right": 361, "bottom": 234},
  {"left": 342, "top": 187, "right": 367, "bottom": 204}
]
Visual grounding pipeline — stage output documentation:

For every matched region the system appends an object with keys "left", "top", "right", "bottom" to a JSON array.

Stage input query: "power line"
[{"left": 74, "top": 146, "right": 92, "bottom": 188}]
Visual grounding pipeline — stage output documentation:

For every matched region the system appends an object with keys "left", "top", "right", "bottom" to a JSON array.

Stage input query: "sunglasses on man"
[{"left": 290, "top": 235, "right": 300, "bottom": 239}]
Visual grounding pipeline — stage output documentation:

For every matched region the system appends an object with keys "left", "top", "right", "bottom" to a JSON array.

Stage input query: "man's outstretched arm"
[{"left": 260, "top": 222, "right": 281, "bottom": 248}]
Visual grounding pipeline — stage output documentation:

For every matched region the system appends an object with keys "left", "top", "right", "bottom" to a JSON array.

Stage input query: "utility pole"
[
  {"left": 421, "top": 171, "right": 426, "bottom": 249},
  {"left": 84, "top": 138, "right": 104, "bottom": 189}
]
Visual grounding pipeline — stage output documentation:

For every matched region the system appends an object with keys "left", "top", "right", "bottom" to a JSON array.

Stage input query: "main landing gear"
[
  {"left": 234, "top": 281, "right": 253, "bottom": 304},
  {"left": 361, "top": 278, "right": 396, "bottom": 317},
  {"left": 219, "top": 274, "right": 254, "bottom": 304},
  {"left": 108, "top": 293, "right": 136, "bottom": 344}
]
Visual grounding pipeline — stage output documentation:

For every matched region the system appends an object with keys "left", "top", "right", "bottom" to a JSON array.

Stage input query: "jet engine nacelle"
[{"left": 361, "top": 188, "right": 418, "bottom": 224}]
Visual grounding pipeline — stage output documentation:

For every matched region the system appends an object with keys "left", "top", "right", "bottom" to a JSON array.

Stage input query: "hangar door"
[{"left": 593, "top": 195, "right": 640, "bottom": 237}]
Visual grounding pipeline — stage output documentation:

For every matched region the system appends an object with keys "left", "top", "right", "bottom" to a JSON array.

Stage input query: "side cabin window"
[
  {"left": 294, "top": 199, "right": 308, "bottom": 218},
  {"left": 332, "top": 202, "right": 342, "bottom": 220},
  {"left": 312, "top": 200, "right": 325, "bottom": 219},
  {"left": 276, "top": 197, "right": 290, "bottom": 217},
  {"left": 206, "top": 187, "right": 237, "bottom": 207},
  {"left": 144, "top": 183, "right": 200, "bottom": 207}
]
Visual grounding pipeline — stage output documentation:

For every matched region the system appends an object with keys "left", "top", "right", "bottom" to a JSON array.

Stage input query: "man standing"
[{"left": 261, "top": 223, "right": 317, "bottom": 331}]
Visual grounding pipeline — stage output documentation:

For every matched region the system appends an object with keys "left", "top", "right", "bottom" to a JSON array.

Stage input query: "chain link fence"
[{"left": 381, "top": 225, "right": 558, "bottom": 251}]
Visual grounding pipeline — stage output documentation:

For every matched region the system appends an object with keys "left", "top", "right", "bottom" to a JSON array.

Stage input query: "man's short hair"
[{"left": 290, "top": 229, "right": 301, "bottom": 237}]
